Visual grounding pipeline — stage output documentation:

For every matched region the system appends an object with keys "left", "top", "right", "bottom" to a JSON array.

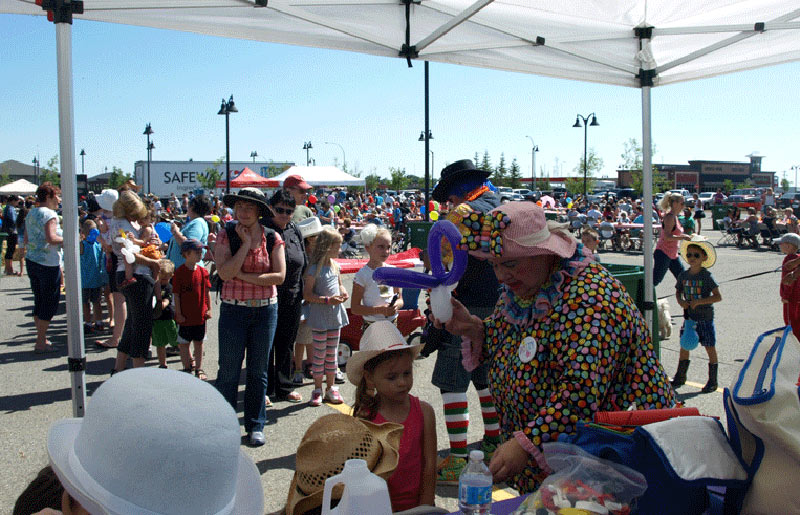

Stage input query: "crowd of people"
[{"left": 10, "top": 169, "right": 800, "bottom": 515}]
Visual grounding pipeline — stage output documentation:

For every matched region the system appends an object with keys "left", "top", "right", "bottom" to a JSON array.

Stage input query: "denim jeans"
[
  {"left": 216, "top": 302, "right": 278, "bottom": 433},
  {"left": 653, "top": 249, "right": 685, "bottom": 287}
]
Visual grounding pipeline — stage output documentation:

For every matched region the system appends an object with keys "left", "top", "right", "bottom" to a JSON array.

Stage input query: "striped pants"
[{"left": 311, "top": 329, "right": 340, "bottom": 377}]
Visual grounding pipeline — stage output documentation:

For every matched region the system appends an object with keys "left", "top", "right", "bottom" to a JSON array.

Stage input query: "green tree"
[
  {"left": 508, "top": 157, "right": 522, "bottom": 189},
  {"left": 572, "top": 148, "right": 603, "bottom": 194},
  {"left": 198, "top": 158, "right": 223, "bottom": 190},
  {"left": 364, "top": 173, "right": 381, "bottom": 192},
  {"left": 742, "top": 178, "right": 754, "bottom": 188},
  {"left": 107, "top": 166, "right": 133, "bottom": 189},
  {"left": 781, "top": 177, "right": 790, "bottom": 191},
  {"left": 388, "top": 167, "right": 410, "bottom": 191},
  {"left": 0, "top": 163, "right": 11, "bottom": 186},
  {"left": 493, "top": 153, "right": 507, "bottom": 187},
  {"left": 620, "top": 138, "right": 669, "bottom": 195},
  {"left": 480, "top": 150, "right": 491, "bottom": 172},
  {"left": 40, "top": 154, "right": 61, "bottom": 186},
  {"left": 473, "top": 152, "right": 480, "bottom": 168},
  {"left": 564, "top": 177, "right": 586, "bottom": 196},
  {"left": 722, "top": 179, "right": 734, "bottom": 194}
]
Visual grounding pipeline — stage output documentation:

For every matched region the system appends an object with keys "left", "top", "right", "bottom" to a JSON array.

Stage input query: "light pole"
[
  {"left": 419, "top": 129, "right": 433, "bottom": 217},
  {"left": 525, "top": 136, "right": 538, "bottom": 190},
  {"left": 79, "top": 149, "right": 86, "bottom": 175},
  {"left": 793, "top": 165, "right": 799, "bottom": 192},
  {"left": 143, "top": 123, "right": 153, "bottom": 194},
  {"left": 217, "top": 95, "right": 238, "bottom": 193},
  {"left": 303, "top": 141, "right": 313, "bottom": 166},
  {"left": 250, "top": 151, "right": 258, "bottom": 163},
  {"left": 573, "top": 113, "right": 599, "bottom": 198},
  {"left": 148, "top": 141, "right": 155, "bottom": 190},
  {"left": 430, "top": 150, "right": 435, "bottom": 180},
  {"left": 324, "top": 142, "right": 346, "bottom": 170},
  {"left": 32, "top": 156, "right": 39, "bottom": 185}
]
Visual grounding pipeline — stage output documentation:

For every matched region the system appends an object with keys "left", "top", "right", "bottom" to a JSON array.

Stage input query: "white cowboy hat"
[
  {"left": 47, "top": 368, "right": 264, "bottom": 515},
  {"left": 346, "top": 320, "right": 422, "bottom": 386},
  {"left": 95, "top": 189, "right": 119, "bottom": 212}
]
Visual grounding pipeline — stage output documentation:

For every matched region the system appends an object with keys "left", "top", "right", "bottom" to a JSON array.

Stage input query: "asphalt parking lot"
[{"left": 0, "top": 229, "right": 787, "bottom": 513}]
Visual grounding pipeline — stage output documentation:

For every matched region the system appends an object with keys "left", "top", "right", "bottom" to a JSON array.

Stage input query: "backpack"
[{"left": 210, "top": 221, "right": 277, "bottom": 293}]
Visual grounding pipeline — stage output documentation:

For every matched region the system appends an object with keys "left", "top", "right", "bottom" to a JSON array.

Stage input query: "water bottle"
[{"left": 458, "top": 450, "right": 492, "bottom": 514}]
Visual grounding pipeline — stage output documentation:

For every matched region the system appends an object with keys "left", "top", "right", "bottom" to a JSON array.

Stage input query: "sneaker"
[
  {"left": 334, "top": 369, "right": 346, "bottom": 384},
  {"left": 481, "top": 439, "right": 499, "bottom": 461},
  {"left": 324, "top": 387, "right": 344, "bottom": 404},
  {"left": 248, "top": 431, "right": 265, "bottom": 447},
  {"left": 292, "top": 371, "right": 305, "bottom": 386},
  {"left": 310, "top": 389, "right": 323, "bottom": 407},
  {"left": 436, "top": 455, "right": 467, "bottom": 485}
]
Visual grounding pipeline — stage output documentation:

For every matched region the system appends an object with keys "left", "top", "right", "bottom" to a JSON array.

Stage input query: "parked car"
[
  {"left": 497, "top": 187, "right": 514, "bottom": 202},
  {"left": 697, "top": 192, "right": 717, "bottom": 209},
  {"left": 667, "top": 189, "right": 693, "bottom": 206},
  {"left": 778, "top": 192, "right": 800, "bottom": 209},
  {"left": 726, "top": 188, "right": 760, "bottom": 204}
]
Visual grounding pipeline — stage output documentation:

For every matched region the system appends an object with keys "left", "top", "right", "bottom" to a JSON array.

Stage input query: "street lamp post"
[
  {"left": 324, "top": 142, "right": 346, "bottom": 170},
  {"left": 525, "top": 136, "right": 538, "bottom": 190},
  {"left": 419, "top": 129, "right": 433, "bottom": 219},
  {"left": 32, "top": 156, "right": 39, "bottom": 185},
  {"left": 303, "top": 141, "right": 313, "bottom": 166},
  {"left": 79, "top": 149, "right": 86, "bottom": 175},
  {"left": 430, "top": 150, "right": 434, "bottom": 179},
  {"left": 143, "top": 123, "right": 154, "bottom": 194},
  {"left": 148, "top": 141, "right": 155, "bottom": 190},
  {"left": 250, "top": 151, "right": 258, "bottom": 164},
  {"left": 217, "top": 96, "right": 238, "bottom": 194},
  {"left": 792, "top": 165, "right": 799, "bottom": 192},
  {"left": 572, "top": 113, "right": 599, "bottom": 198}
]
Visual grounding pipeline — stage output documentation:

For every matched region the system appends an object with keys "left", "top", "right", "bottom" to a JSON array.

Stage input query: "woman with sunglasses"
[
  {"left": 264, "top": 189, "right": 307, "bottom": 404},
  {"left": 653, "top": 192, "right": 692, "bottom": 287}
]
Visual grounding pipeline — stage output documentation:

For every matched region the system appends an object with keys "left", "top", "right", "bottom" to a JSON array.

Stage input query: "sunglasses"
[
  {"left": 686, "top": 252, "right": 704, "bottom": 259},
  {"left": 273, "top": 207, "right": 294, "bottom": 215}
]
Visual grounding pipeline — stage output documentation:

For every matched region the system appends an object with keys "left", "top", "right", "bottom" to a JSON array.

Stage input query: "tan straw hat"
[
  {"left": 285, "top": 413, "right": 403, "bottom": 515},
  {"left": 680, "top": 234, "right": 716, "bottom": 268},
  {"left": 345, "top": 320, "right": 422, "bottom": 386}
]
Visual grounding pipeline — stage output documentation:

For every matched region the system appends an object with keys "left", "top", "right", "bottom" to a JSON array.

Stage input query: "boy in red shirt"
[
  {"left": 778, "top": 233, "right": 800, "bottom": 340},
  {"left": 173, "top": 239, "right": 212, "bottom": 380}
]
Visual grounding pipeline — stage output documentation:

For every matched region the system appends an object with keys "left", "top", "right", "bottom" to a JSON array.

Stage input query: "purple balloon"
[
  {"left": 327, "top": 194, "right": 335, "bottom": 204},
  {"left": 372, "top": 219, "right": 467, "bottom": 290}
]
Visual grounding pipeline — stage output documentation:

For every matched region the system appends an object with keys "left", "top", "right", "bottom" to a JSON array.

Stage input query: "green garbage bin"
[
  {"left": 606, "top": 263, "right": 660, "bottom": 356},
  {"left": 407, "top": 221, "right": 434, "bottom": 250},
  {"left": 711, "top": 204, "right": 729, "bottom": 230}
]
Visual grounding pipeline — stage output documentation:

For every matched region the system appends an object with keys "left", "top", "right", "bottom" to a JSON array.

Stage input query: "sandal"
[
  {"left": 194, "top": 368, "right": 208, "bottom": 381},
  {"left": 265, "top": 396, "right": 273, "bottom": 408},
  {"left": 96, "top": 339, "right": 118, "bottom": 349}
]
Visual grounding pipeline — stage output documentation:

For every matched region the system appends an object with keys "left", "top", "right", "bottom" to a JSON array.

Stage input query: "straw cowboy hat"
[
  {"left": 285, "top": 413, "right": 403, "bottom": 515},
  {"left": 346, "top": 320, "right": 423, "bottom": 387},
  {"left": 47, "top": 368, "right": 264, "bottom": 515},
  {"left": 431, "top": 159, "right": 492, "bottom": 202},
  {"left": 457, "top": 201, "right": 577, "bottom": 259},
  {"left": 680, "top": 235, "right": 717, "bottom": 268},
  {"left": 223, "top": 187, "right": 272, "bottom": 217}
]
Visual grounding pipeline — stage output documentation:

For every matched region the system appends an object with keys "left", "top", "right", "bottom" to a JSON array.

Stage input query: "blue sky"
[{"left": 2, "top": 13, "right": 798, "bottom": 184}]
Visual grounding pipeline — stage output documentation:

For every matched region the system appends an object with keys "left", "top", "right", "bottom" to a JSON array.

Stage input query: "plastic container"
[
  {"left": 458, "top": 450, "right": 492, "bottom": 515},
  {"left": 321, "top": 459, "right": 392, "bottom": 515}
]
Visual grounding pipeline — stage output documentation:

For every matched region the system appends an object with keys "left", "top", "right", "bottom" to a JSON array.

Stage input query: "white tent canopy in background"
[
  {"left": 274, "top": 166, "right": 366, "bottom": 187},
  {"left": 0, "top": 178, "right": 37, "bottom": 196}
]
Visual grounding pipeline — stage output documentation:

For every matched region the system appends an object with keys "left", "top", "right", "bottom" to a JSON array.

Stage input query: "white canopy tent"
[
  {"left": 0, "top": 178, "right": 38, "bottom": 196},
  {"left": 274, "top": 166, "right": 366, "bottom": 187},
  {"left": 2, "top": 0, "right": 798, "bottom": 415}
]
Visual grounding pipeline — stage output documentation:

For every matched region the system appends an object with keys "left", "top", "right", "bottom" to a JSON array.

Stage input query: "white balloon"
[{"left": 429, "top": 283, "right": 457, "bottom": 324}]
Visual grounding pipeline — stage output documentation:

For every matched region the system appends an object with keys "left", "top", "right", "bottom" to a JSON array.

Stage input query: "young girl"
[
  {"left": 303, "top": 225, "right": 349, "bottom": 406},
  {"left": 653, "top": 192, "right": 691, "bottom": 287},
  {"left": 120, "top": 207, "right": 163, "bottom": 288},
  {"left": 348, "top": 320, "right": 437, "bottom": 512},
  {"left": 351, "top": 224, "right": 403, "bottom": 328}
]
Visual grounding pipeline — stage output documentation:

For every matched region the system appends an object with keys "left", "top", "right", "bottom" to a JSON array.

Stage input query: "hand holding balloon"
[{"left": 373, "top": 220, "right": 467, "bottom": 323}]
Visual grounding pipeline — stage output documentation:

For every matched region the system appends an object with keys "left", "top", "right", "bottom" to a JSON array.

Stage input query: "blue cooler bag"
[{"left": 562, "top": 416, "right": 749, "bottom": 514}]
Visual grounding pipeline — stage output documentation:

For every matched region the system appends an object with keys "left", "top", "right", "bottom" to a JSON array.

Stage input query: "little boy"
[
  {"left": 172, "top": 239, "right": 212, "bottom": 380},
  {"left": 673, "top": 237, "right": 722, "bottom": 393},
  {"left": 79, "top": 219, "right": 107, "bottom": 334},
  {"left": 580, "top": 228, "right": 600, "bottom": 258},
  {"left": 152, "top": 259, "right": 178, "bottom": 369},
  {"left": 777, "top": 233, "right": 800, "bottom": 341}
]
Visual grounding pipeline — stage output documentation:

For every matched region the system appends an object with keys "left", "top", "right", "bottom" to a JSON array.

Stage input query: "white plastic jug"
[{"left": 321, "top": 459, "right": 393, "bottom": 515}]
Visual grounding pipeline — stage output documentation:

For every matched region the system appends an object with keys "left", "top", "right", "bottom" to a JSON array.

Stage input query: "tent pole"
[
  {"left": 424, "top": 60, "right": 430, "bottom": 221},
  {"left": 56, "top": 20, "right": 87, "bottom": 417},
  {"left": 641, "top": 85, "right": 654, "bottom": 340}
]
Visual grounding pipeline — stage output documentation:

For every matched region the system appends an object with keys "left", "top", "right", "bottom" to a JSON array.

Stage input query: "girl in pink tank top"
[
  {"left": 654, "top": 192, "right": 691, "bottom": 286},
  {"left": 349, "top": 321, "right": 438, "bottom": 512}
]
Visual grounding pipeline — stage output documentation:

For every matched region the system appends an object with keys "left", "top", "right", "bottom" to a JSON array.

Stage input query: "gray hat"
[
  {"left": 775, "top": 233, "right": 800, "bottom": 249},
  {"left": 297, "top": 217, "right": 323, "bottom": 238}
]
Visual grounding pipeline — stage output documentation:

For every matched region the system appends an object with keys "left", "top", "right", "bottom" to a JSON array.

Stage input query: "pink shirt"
[
  {"left": 217, "top": 228, "right": 283, "bottom": 301},
  {"left": 655, "top": 214, "right": 683, "bottom": 259},
  {"left": 370, "top": 395, "right": 424, "bottom": 512}
]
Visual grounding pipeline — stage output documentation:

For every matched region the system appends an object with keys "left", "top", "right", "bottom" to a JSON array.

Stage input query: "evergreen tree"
[
  {"left": 494, "top": 153, "right": 508, "bottom": 187},
  {"left": 480, "top": 150, "right": 491, "bottom": 172},
  {"left": 474, "top": 152, "right": 480, "bottom": 167},
  {"left": 508, "top": 158, "right": 522, "bottom": 189}
]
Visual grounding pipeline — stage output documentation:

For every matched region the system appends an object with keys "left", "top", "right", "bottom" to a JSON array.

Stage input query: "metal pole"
[
  {"left": 146, "top": 133, "right": 151, "bottom": 195},
  {"left": 533, "top": 147, "right": 537, "bottom": 191},
  {"left": 424, "top": 61, "right": 430, "bottom": 222},
  {"left": 56, "top": 21, "right": 87, "bottom": 417},
  {"left": 583, "top": 123, "right": 588, "bottom": 198},
  {"left": 225, "top": 112, "right": 231, "bottom": 194},
  {"left": 642, "top": 86, "right": 655, "bottom": 339}
]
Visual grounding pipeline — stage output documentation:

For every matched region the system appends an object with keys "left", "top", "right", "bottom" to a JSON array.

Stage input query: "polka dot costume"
[{"left": 481, "top": 245, "right": 676, "bottom": 494}]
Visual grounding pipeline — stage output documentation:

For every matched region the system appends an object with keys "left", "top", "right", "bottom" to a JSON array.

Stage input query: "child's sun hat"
[
  {"left": 775, "top": 233, "right": 800, "bottom": 250},
  {"left": 680, "top": 234, "right": 716, "bottom": 268},
  {"left": 346, "top": 320, "right": 423, "bottom": 386}
]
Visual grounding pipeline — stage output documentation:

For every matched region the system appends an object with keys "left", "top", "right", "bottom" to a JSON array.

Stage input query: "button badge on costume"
[{"left": 518, "top": 336, "right": 537, "bottom": 363}]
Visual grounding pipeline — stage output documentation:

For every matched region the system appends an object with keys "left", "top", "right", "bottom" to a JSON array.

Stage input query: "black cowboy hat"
[
  {"left": 222, "top": 187, "right": 273, "bottom": 217},
  {"left": 431, "top": 159, "right": 492, "bottom": 202}
]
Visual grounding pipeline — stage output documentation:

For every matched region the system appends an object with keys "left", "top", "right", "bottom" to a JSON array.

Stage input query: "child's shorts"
[
  {"left": 178, "top": 323, "right": 206, "bottom": 344},
  {"left": 82, "top": 287, "right": 102, "bottom": 304},
  {"left": 681, "top": 319, "right": 716, "bottom": 347},
  {"left": 152, "top": 319, "right": 178, "bottom": 348}
]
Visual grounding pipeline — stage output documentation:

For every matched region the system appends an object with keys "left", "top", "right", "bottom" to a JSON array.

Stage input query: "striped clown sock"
[
  {"left": 442, "top": 391, "right": 469, "bottom": 458},
  {"left": 477, "top": 387, "right": 501, "bottom": 443}
]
